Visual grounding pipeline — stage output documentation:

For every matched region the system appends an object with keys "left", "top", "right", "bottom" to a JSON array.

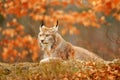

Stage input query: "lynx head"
[{"left": 38, "top": 21, "right": 59, "bottom": 51}]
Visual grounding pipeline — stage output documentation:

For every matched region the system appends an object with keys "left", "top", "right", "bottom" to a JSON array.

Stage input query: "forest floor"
[{"left": 0, "top": 59, "right": 120, "bottom": 80}]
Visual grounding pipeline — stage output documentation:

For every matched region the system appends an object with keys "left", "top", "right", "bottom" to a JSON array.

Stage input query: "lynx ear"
[
  {"left": 53, "top": 20, "right": 59, "bottom": 32},
  {"left": 41, "top": 20, "right": 44, "bottom": 27},
  {"left": 56, "top": 20, "right": 58, "bottom": 27},
  {"left": 39, "top": 20, "right": 44, "bottom": 31}
]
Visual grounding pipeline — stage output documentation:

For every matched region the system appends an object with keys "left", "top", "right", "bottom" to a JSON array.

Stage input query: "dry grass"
[{"left": 0, "top": 59, "right": 120, "bottom": 80}]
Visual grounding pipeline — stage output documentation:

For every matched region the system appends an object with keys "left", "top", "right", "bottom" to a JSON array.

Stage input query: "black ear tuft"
[
  {"left": 56, "top": 20, "right": 58, "bottom": 27},
  {"left": 41, "top": 20, "right": 44, "bottom": 27}
]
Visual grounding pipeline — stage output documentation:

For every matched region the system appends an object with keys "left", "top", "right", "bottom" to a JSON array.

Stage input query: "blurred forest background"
[{"left": 0, "top": 0, "right": 120, "bottom": 63}]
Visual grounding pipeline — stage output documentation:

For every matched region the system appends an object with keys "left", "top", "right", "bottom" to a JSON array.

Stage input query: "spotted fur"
[{"left": 38, "top": 24, "right": 104, "bottom": 62}]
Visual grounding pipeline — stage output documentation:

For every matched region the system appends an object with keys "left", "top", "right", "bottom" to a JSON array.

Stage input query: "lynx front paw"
[
  {"left": 40, "top": 57, "right": 62, "bottom": 63},
  {"left": 40, "top": 58, "right": 51, "bottom": 63}
]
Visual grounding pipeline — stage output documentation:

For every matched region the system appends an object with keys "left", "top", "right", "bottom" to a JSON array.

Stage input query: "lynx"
[{"left": 38, "top": 21, "right": 104, "bottom": 62}]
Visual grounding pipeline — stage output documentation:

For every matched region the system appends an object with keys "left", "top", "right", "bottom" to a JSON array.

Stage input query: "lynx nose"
[{"left": 41, "top": 40, "right": 44, "bottom": 43}]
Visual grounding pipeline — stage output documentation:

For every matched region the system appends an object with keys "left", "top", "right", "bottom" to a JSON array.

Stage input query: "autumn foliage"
[
  {"left": 0, "top": 0, "right": 120, "bottom": 62},
  {"left": 0, "top": 59, "right": 120, "bottom": 80}
]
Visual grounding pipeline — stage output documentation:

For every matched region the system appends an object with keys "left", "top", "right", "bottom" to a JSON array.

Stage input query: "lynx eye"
[
  {"left": 46, "top": 34, "right": 50, "bottom": 37},
  {"left": 39, "top": 34, "right": 42, "bottom": 36}
]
